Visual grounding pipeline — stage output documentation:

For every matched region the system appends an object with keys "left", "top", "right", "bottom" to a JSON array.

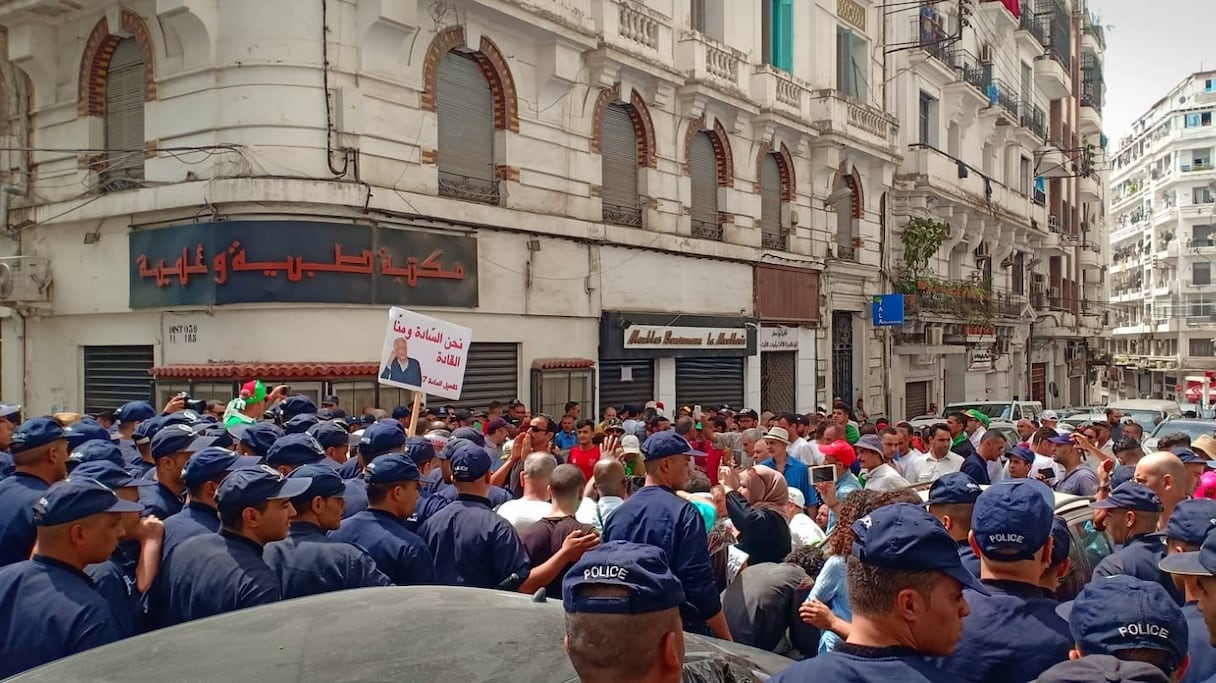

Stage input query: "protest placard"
[{"left": 378, "top": 307, "right": 472, "bottom": 400}]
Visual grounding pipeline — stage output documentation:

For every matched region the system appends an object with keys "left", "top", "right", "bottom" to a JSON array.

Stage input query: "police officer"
[
  {"left": 936, "top": 480, "right": 1072, "bottom": 682},
  {"left": 161, "top": 447, "right": 261, "bottom": 559},
  {"left": 74, "top": 460, "right": 161, "bottom": 638},
  {"left": 0, "top": 402, "right": 22, "bottom": 478},
  {"left": 340, "top": 421, "right": 409, "bottom": 521},
  {"left": 1092, "top": 481, "right": 1183, "bottom": 603},
  {"left": 417, "top": 440, "right": 542, "bottom": 591},
  {"left": 283, "top": 413, "right": 319, "bottom": 435},
  {"left": 230, "top": 421, "right": 283, "bottom": 459},
  {"left": 1040, "top": 516, "right": 1073, "bottom": 600},
  {"left": 926, "top": 471, "right": 982, "bottom": 576},
  {"left": 562, "top": 541, "right": 686, "bottom": 683},
  {"left": 331, "top": 453, "right": 436, "bottom": 585},
  {"left": 278, "top": 395, "right": 317, "bottom": 423},
  {"left": 771, "top": 503, "right": 986, "bottom": 682},
  {"left": 265, "top": 432, "right": 326, "bottom": 476},
  {"left": 126, "top": 417, "right": 158, "bottom": 475},
  {"left": 66, "top": 439, "right": 128, "bottom": 475},
  {"left": 263, "top": 464, "right": 391, "bottom": 598},
  {"left": 603, "top": 430, "right": 731, "bottom": 640},
  {"left": 0, "top": 476, "right": 142, "bottom": 677},
  {"left": 0, "top": 417, "right": 69, "bottom": 566},
  {"left": 63, "top": 418, "right": 111, "bottom": 455},
  {"left": 307, "top": 420, "right": 351, "bottom": 469},
  {"left": 158, "top": 466, "right": 309, "bottom": 626},
  {"left": 1036, "top": 656, "right": 1174, "bottom": 683},
  {"left": 1059, "top": 575, "right": 1190, "bottom": 680},
  {"left": 112, "top": 400, "right": 157, "bottom": 463},
  {"left": 336, "top": 429, "right": 363, "bottom": 479},
  {"left": 437, "top": 427, "right": 513, "bottom": 507},
  {"left": 140, "top": 423, "right": 201, "bottom": 519},
  {"left": 1161, "top": 526, "right": 1216, "bottom": 668},
  {"left": 1159, "top": 499, "right": 1216, "bottom": 683}
]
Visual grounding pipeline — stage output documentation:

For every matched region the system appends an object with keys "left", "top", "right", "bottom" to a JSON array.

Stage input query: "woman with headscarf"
[{"left": 717, "top": 464, "right": 792, "bottom": 565}]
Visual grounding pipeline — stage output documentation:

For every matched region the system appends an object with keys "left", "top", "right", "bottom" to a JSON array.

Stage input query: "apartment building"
[
  {"left": 1107, "top": 71, "right": 1216, "bottom": 404},
  {"left": 885, "top": 0, "right": 1108, "bottom": 415}
]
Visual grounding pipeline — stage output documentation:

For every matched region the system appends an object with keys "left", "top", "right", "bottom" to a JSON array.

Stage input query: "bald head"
[
  {"left": 593, "top": 457, "right": 627, "bottom": 498},
  {"left": 1134, "top": 451, "right": 1188, "bottom": 521},
  {"left": 549, "top": 463, "right": 586, "bottom": 504},
  {"left": 523, "top": 451, "right": 558, "bottom": 481}
]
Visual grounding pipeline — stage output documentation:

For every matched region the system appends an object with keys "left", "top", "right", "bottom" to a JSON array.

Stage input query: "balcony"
[
  {"left": 981, "top": 79, "right": 1020, "bottom": 126},
  {"left": 1019, "top": 104, "right": 1048, "bottom": 141},
  {"left": 900, "top": 276, "right": 1000, "bottom": 322},
  {"left": 1188, "top": 237, "right": 1216, "bottom": 253},
  {"left": 809, "top": 90, "right": 899, "bottom": 152},
  {"left": 978, "top": 0, "right": 1020, "bottom": 33},
  {"left": 1080, "top": 54, "right": 1104, "bottom": 134},
  {"left": 1015, "top": 5, "right": 1047, "bottom": 54},
  {"left": 1079, "top": 244, "right": 1102, "bottom": 270},
  {"left": 1079, "top": 173, "right": 1101, "bottom": 202},
  {"left": 592, "top": 0, "right": 673, "bottom": 68},
  {"left": 750, "top": 65, "right": 810, "bottom": 124},
  {"left": 1034, "top": 54, "right": 1070, "bottom": 100},
  {"left": 676, "top": 31, "right": 747, "bottom": 95}
]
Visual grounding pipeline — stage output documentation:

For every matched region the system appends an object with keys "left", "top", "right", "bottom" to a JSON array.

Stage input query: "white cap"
[
  {"left": 788, "top": 488, "right": 806, "bottom": 508},
  {"left": 621, "top": 434, "right": 642, "bottom": 454},
  {"left": 1042, "top": 410, "right": 1059, "bottom": 421}
]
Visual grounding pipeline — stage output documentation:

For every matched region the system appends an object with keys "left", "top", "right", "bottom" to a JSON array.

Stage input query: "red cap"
[{"left": 820, "top": 439, "right": 856, "bottom": 468}]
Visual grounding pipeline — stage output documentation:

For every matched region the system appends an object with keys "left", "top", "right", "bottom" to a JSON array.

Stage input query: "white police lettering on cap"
[
  {"left": 360, "top": 435, "right": 372, "bottom": 445},
  {"left": 307, "top": 436, "right": 323, "bottom": 452},
  {"left": 966, "top": 483, "right": 981, "bottom": 492},
  {"left": 257, "top": 464, "right": 284, "bottom": 480},
  {"left": 1119, "top": 623, "right": 1169, "bottom": 639},
  {"left": 171, "top": 424, "right": 194, "bottom": 436},
  {"left": 584, "top": 565, "right": 630, "bottom": 581},
  {"left": 989, "top": 533, "right": 1025, "bottom": 544},
  {"left": 366, "top": 462, "right": 378, "bottom": 474},
  {"left": 858, "top": 514, "right": 873, "bottom": 529}
]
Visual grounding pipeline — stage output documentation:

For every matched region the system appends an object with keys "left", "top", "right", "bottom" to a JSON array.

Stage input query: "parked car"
[
  {"left": 12, "top": 586, "right": 793, "bottom": 681},
  {"left": 1108, "top": 399, "right": 1184, "bottom": 430},
  {"left": 1061, "top": 413, "right": 1108, "bottom": 430},
  {"left": 1179, "top": 403, "right": 1216, "bottom": 419},
  {"left": 1143, "top": 418, "right": 1216, "bottom": 451},
  {"left": 944, "top": 400, "right": 1045, "bottom": 422}
]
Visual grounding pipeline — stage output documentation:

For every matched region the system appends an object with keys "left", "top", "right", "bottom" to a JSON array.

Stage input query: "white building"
[
  {"left": 884, "top": 0, "right": 1107, "bottom": 417},
  {"left": 0, "top": 0, "right": 902, "bottom": 417},
  {"left": 1107, "top": 70, "right": 1216, "bottom": 404}
]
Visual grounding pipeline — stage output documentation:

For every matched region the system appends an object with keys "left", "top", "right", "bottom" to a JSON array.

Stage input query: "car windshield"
[
  {"left": 1149, "top": 420, "right": 1216, "bottom": 441},
  {"left": 1119, "top": 410, "right": 1165, "bottom": 429},
  {"left": 945, "top": 404, "right": 1008, "bottom": 419}
]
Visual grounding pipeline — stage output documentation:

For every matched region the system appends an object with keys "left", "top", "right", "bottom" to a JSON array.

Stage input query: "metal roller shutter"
[
  {"left": 83, "top": 345, "right": 154, "bottom": 413},
  {"left": 601, "top": 104, "right": 641, "bottom": 225},
  {"left": 905, "top": 380, "right": 929, "bottom": 418},
  {"left": 690, "top": 132, "right": 718, "bottom": 232},
  {"left": 760, "top": 351, "right": 796, "bottom": 414},
  {"left": 598, "top": 359, "right": 654, "bottom": 411},
  {"left": 429, "top": 342, "right": 517, "bottom": 408},
  {"left": 675, "top": 357, "right": 745, "bottom": 410},
  {"left": 437, "top": 52, "right": 497, "bottom": 202},
  {"left": 102, "top": 38, "right": 145, "bottom": 191}
]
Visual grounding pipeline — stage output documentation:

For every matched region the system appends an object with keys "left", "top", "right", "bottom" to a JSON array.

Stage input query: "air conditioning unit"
[
  {"left": 980, "top": 44, "right": 994, "bottom": 63},
  {"left": 0, "top": 256, "right": 51, "bottom": 304},
  {"left": 926, "top": 328, "right": 944, "bottom": 346}
]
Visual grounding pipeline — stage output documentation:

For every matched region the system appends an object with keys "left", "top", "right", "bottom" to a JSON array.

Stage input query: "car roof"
[
  {"left": 1062, "top": 413, "right": 1106, "bottom": 424},
  {"left": 1109, "top": 399, "right": 1179, "bottom": 410},
  {"left": 12, "top": 586, "right": 793, "bottom": 682}
]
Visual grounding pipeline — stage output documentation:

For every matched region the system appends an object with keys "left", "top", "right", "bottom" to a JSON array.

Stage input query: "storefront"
[
  {"left": 758, "top": 327, "right": 798, "bottom": 414},
  {"left": 753, "top": 264, "right": 820, "bottom": 413},
  {"left": 598, "top": 312, "right": 755, "bottom": 412}
]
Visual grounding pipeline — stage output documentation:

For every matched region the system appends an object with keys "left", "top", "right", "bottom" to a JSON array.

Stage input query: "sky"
[{"left": 1094, "top": 0, "right": 1216, "bottom": 144}]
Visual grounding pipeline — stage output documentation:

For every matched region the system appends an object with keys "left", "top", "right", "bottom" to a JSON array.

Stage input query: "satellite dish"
[{"left": 0, "top": 262, "right": 13, "bottom": 299}]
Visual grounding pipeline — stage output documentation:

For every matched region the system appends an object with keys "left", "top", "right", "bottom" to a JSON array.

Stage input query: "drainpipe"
[{"left": 1, "top": 184, "right": 18, "bottom": 237}]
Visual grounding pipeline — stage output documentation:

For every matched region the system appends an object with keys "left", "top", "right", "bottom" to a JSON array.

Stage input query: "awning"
[
  {"left": 150, "top": 362, "right": 380, "bottom": 379},
  {"left": 530, "top": 358, "right": 595, "bottom": 370}
]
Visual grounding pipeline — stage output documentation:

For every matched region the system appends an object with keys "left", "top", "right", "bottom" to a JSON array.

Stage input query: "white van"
[{"left": 1107, "top": 399, "right": 1183, "bottom": 429}]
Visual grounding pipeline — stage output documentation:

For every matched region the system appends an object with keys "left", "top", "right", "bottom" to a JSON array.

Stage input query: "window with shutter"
[
  {"left": 437, "top": 51, "right": 499, "bottom": 204},
  {"left": 601, "top": 104, "right": 642, "bottom": 227},
  {"left": 102, "top": 39, "right": 145, "bottom": 193},
  {"left": 690, "top": 132, "right": 721, "bottom": 240},
  {"left": 759, "top": 154, "right": 785, "bottom": 249}
]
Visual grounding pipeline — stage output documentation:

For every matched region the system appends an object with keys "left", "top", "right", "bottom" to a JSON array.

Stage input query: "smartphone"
[
  {"left": 1037, "top": 466, "right": 1055, "bottom": 479},
  {"left": 694, "top": 404, "right": 702, "bottom": 419},
  {"left": 810, "top": 465, "right": 837, "bottom": 484}
]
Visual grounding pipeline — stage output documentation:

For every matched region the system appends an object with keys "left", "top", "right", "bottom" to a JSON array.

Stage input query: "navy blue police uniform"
[
  {"left": 278, "top": 395, "right": 317, "bottom": 422},
  {"left": 113, "top": 400, "right": 156, "bottom": 466},
  {"left": 935, "top": 480, "right": 1072, "bottom": 682},
  {"left": 330, "top": 451, "right": 437, "bottom": 586},
  {"left": 0, "top": 403, "right": 22, "bottom": 479},
  {"left": 157, "top": 466, "right": 310, "bottom": 626},
  {"left": 771, "top": 504, "right": 988, "bottom": 683},
  {"left": 265, "top": 432, "right": 326, "bottom": 473},
  {"left": 1160, "top": 523, "right": 1216, "bottom": 681},
  {"left": 417, "top": 441, "right": 529, "bottom": 589},
  {"left": 0, "top": 476, "right": 143, "bottom": 677},
  {"left": 283, "top": 413, "right": 319, "bottom": 435},
  {"left": 0, "top": 418, "right": 67, "bottom": 566},
  {"left": 263, "top": 464, "right": 392, "bottom": 597},
  {"left": 231, "top": 420, "right": 283, "bottom": 460},
  {"left": 125, "top": 417, "right": 158, "bottom": 476},
  {"left": 63, "top": 419, "right": 112, "bottom": 458},
  {"left": 307, "top": 420, "right": 351, "bottom": 471},
  {"left": 1059, "top": 574, "right": 1188, "bottom": 680},
  {"left": 66, "top": 439, "right": 127, "bottom": 476},
  {"left": 1157, "top": 499, "right": 1216, "bottom": 683},
  {"left": 337, "top": 421, "right": 406, "bottom": 521},
  {"left": 1091, "top": 481, "right": 1184, "bottom": 604},
  {"left": 926, "top": 472, "right": 983, "bottom": 577},
  {"left": 75, "top": 461, "right": 158, "bottom": 638},
  {"left": 139, "top": 424, "right": 203, "bottom": 519},
  {"left": 603, "top": 431, "right": 721, "bottom": 633}
]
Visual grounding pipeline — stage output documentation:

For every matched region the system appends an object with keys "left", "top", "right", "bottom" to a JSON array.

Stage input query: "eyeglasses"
[{"left": 528, "top": 425, "right": 545, "bottom": 432}]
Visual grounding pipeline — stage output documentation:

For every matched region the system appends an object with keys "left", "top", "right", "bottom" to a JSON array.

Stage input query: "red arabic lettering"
[
  {"left": 435, "top": 352, "right": 462, "bottom": 367},
  {"left": 414, "top": 327, "right": 444, "bottom": 344}
]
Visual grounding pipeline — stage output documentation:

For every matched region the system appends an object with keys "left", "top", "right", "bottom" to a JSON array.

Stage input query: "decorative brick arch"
[
  {"left": 754, "top": 142, "right": 794, "bottom": 201},
  {"left": 682, "top": 117, "right": 734, "bottom": 187},
  {"left": 78, "top": 9, "right": 157, "bottom": 118},
  {"left": 589, "top": 83, "right": 657, "bottom": 168},
  {"left": 833, "top": 162, "right": 865, "bottom": 219},
  {"left": 420, "top": 26, "right": 520, "bottom": 133}
]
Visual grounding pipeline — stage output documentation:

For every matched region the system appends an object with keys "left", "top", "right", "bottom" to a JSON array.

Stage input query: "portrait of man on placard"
[{"left": 381, "top": 336, "right": 422, "bottom": 386}]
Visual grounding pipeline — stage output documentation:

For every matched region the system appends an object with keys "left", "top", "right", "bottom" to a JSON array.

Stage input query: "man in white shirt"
[
  {"left": 856, "top": 434, "right": 911, "bottom": 491},
  {"left": 1041, "top": 409, "right": 1064, "bottom": 434},
  {"left": 901, "top": 423, "right": 964, "bottom": 484},
  {"left": 784, "top": 488, "right": 825, "bottom": 548},
  {"left": 575, "top": 457, "right": 627, "bottom": 531},
  {"left": 1003, "top": 426, "right": 1064, "bottom": 483},
  {"left": 495, "top": 451, "right": 556, "bottom": 532},
  {"left": 780, "top": 413, "right": 819, "bottom": 467}
]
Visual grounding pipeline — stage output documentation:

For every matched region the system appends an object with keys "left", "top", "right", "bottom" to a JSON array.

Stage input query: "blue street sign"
[{"left": 872, "top": 294, "right": 905, "bottom": 327}]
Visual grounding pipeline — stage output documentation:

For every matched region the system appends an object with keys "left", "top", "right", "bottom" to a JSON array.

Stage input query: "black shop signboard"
[{"left": 129, "top": 220, "right": 478, "bottom": 309}]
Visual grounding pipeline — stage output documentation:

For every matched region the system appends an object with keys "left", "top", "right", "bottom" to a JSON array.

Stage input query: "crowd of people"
[{"left": 0, "top": 385, "right": 1215, "bottom": 682}]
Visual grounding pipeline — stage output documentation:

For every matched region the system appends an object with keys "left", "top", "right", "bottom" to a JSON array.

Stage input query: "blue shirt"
[
  {"left": 341, "top": 478, "right": 369, "bottom": 519},
  {"left": 761, "top": 457, "right": 817, "bottom": 507},
  {"left": 336, "top": 457, "right": 361, "bottom": 479},
  {"left": 935, "top": 579, "right": 1072, "bottom": 682},
  {"left": 1054, "top": 465, "right": 1099, "bottom": 497},
  {"left": 420, "top": 470, "right": 446, "bottom": 497},
  {"left": 437, "top": 482, "right": 513, "bottom": 507},
  {"left": 0, "top": 451, "right": 12, "bottom": 479},
  {"left": 381, "top": 357, "right": 422, "bottom": 385},
  {"left": 85, "top": 541, "right": 142, "bottom": 638},
  {"left": 827, "top": 472, "right": 862, "bottom": 531},
  {"left": 160, "top": 501, "right": 219, "bottom": 561},
  {"left": 1093, "top": 533, "right": 1184, "bottom": 604},
  {"left": 118, "top": 440, "right": 142, "bottom": 468},
  {"left": 773, "top": 644, "right": 955, "bottom": 682},
  {"left": 0, "top": 555, "right": 122, "bottom": 678},
  {"left": 553, "top": 430, "right": 578, "bottom": 451},
  {"left": 417, "top": 493, "right": 530, "bottom": 590},
  {"left": 158, "top": 530, "right": 281, "bottom": 627},
  {"left": 139, "top": 481, "right": 184, "bottom": 520},
  {"left": 603, "top": 485, "right": 721, "bottom": 629},
  {"left": 330, "top": 509, "right": 436, "bottom": 586},
  {"left": 807, "top": 554, "right": 850, "bottom": 653},
  {"left": 959, "top": 453, "right": 991, "bottom": 485},
  {"left": 263, "top": 521, "right": 393, "bottom": 598},
  {"left": 0, "top": 472, "right": 50, "bottom": 566},
  {"left": 958, "top": 540, "right": 980, "bottom": 578},
  {"left": 1182, "top": 601, "right": 1216, "bottom": 683}
]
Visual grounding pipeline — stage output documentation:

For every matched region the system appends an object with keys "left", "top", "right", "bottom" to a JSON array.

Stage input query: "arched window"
[
  {"left": 759, "top": 153, "right": 785, "bottom": 249},
  {"left": 690, "top": 132, "right": 721, "bottom": 240},
  {"left": 102, "top": 38, "right": 146, "bottom": 192},
  {"left": 437, "top": 51, "right": 498, "bottom": 204},
  {"left": 601, "top": 103, "right": 641, "bottom": 227}
]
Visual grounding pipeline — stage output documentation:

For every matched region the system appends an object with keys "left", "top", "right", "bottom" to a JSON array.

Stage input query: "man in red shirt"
[
  {"left": 690, "top": 416, "right": 726, "bottom": 485},
  {"left": 567, "top": 420, "right": 601, "bottom": 481}
]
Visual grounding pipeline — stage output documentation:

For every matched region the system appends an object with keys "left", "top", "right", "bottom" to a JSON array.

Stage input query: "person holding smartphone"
[{"left": 1048, "top": 433, "right": 1099, "bottom": 497}]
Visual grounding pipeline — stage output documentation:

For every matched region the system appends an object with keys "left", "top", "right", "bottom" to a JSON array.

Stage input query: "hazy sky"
[{"left": 1095, "top": 0, "right": 1215, "bottom": 143}]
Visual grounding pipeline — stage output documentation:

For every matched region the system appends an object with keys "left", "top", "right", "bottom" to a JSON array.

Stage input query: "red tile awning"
[
  {"left": 530, "top": 358, "right": 595, "bottom": 370},
  {"left": 150, "top": 362, "right": 380, "bottom": 379}
]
